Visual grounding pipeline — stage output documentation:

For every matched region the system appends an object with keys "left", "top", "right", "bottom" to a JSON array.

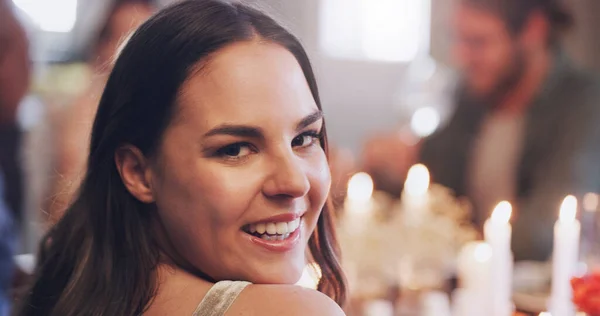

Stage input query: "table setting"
[{"left": 320, "top": 163, "right": 600, "bottom": 316}]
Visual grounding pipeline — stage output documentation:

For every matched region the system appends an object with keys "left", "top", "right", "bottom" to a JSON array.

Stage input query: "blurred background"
[
  {"left": 5, "top": 0, "right": 600, "bottom": 315},
  {"left": 15, "top": 0, "right": 600, "bottom": 151},
  {"left": 13, "top": 0, "right": 600, "bottom": 147}
]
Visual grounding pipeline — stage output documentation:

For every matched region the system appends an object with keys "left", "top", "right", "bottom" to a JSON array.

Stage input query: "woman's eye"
[
  {"left": 217, "top": 143, "right": 253, "bottom": 158},
  {"left": 292, "top": 132, "right": 320, "bottom": 148}
]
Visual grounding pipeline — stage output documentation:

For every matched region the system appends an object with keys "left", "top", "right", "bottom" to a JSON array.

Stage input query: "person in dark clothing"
[
  {"left": 420, "top": 0, "right": 600, "bottom": 261},
  {"left": 0, "top": 0, "right": 30, "bottom": 313}
]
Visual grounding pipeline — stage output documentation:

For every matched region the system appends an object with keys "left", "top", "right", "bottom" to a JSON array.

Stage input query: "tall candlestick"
[
  {"left": 338, "top": 173, "right": 375, "bottom": 299},
  {"left": 343, "top": 172, "right": 374, "bottom": 233},
  {"left": 456, "top": 242, "right": 492, "bottom": 316},
  {"left": 549, "top": 195, "right": 580, "bottom": 316},
  {"left": 402, "top": 164, "right": 430, "bottom": 224},
  {"left": 484, "top": 201, "right": 514, "bottom": 316}
]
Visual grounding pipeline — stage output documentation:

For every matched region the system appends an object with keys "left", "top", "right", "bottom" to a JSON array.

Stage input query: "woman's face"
[{"left": 150, "top": 41, "right": 331, "bottom": 284}]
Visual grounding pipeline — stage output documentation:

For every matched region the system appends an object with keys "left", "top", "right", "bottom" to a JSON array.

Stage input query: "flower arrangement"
[
  {"left": 572, "top": 271, "right": 600, "bottom": 316},
  {"left": 337, "top": 183, "right": 478, "bottom": 296}
]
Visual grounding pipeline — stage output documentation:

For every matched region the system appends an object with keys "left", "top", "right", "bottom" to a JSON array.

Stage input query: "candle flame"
[
  {"left": 474, "top": 243, "right": 492, "bottom": 263},
  {"left": 583, "top": 193, "right": 599, "bottom": 213},
  {"left": 559, "top": 195, "right": 578, "bottom": 223},
  {"left": 491, "top": 201, "right": 512, "bottom": 224},
  {"left": 404, "top": 164, "right": 430, "bottom": 196},
  {"left": 347, "top": 172, "right": 374, "bottom": 202}
]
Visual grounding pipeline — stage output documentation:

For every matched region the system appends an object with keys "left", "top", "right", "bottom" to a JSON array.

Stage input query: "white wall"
[
  {"left": 260, "top": 0, "right": 600, "bottom": 154},
  {"left": 257, "top": 0, "right": 454, "bottom": 153}
]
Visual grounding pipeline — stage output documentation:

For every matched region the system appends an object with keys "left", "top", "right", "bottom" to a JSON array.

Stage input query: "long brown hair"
[{"left": 15, "top": 1, "right": 345, "bottom": 315}]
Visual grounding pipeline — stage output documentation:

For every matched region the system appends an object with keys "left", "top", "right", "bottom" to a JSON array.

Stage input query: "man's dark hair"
[{"left": 462, "top": 0, "right": 573, "bottom": 44}]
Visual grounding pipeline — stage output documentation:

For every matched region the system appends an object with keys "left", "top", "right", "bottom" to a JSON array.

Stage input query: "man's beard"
[{"left": 468, "top": 45, "right": 527, "bottom": 109}]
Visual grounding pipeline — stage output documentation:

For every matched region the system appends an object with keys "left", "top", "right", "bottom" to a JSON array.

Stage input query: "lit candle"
[
  {"left": 340, "top": 173, "right": 374, "bottom": 293},
  {"left": 343, "top": 172, "right": 374, "bottom": 232},
  {"left": 402, "top": 164, "right": 430, "bottom": 224},
  {"left": 549, "top": 195, "right": 580, "bottom": 316},
  {"left": 483, "top": 201, "right": 514, "bottom": 316},
  {"left": 404, "top": 164, "right": 430, "bottom": 198}
]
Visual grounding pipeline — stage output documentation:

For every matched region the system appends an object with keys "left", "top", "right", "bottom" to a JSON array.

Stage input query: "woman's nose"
[{"left": 262, "top": 151, "right": 310, "bottom": 199}]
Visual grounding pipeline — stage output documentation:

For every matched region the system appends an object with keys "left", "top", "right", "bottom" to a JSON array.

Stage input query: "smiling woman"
[{"left": 14, "top": 1, "right": 346, "bottom": 315}]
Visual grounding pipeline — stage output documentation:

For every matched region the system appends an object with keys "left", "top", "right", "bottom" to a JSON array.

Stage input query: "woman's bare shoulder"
[{"left": 228, "top": 284, "right": 345, "bottom": 316}]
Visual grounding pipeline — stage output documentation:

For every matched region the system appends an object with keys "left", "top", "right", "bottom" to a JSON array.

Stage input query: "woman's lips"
[{"left": 242, "top": 217, "right": 303, "bottom": 252}]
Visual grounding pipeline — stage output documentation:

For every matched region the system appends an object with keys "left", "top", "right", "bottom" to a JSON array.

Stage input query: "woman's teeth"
[{"left": 246, "top": 218, "right": 301, "bottom": 241}]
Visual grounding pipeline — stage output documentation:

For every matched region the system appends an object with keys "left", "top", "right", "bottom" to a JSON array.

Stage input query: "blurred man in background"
[
  {"left": 0, "top": 0, "right": 30, "bottom": 312},
  {"left": 421, "top": 0, "right": 600, "bottom": 261},
  {"left": 365, "top": 0, "right": 600, "bottom": 261}
]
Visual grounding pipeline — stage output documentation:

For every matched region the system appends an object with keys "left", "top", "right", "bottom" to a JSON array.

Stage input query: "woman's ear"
[{"left": 115, "top": 145, "right": 155, "bottom": 203}]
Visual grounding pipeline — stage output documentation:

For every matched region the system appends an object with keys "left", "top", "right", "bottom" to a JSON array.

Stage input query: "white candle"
[
  {"left": 456, "top": 242, "right": 492, "bottom": 316},
  {"left": 402, "top": 164, "right": 430, "bottom": 224},
  {"left": 343, "top": 172, "right": 374, "bottom": 233},
  {"left": 483, "top": 201, "right": 514, "bottom": 316},
  {"left": 549, "top": 195, "right": 580, "bottom": 316},
  {"left": 404, "top": 164, "right": 430, "bottom": 197},
  {"left": 421, "top": 291, "right": 452, "bottom": 316},
  {"left": 363, "top": 300, "right": 394, "bottom": 316}
]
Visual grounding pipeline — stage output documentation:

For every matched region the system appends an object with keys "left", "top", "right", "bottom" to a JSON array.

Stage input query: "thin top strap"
[{"left": 192, "top": 280, "right": 251, "bottom": 316}]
